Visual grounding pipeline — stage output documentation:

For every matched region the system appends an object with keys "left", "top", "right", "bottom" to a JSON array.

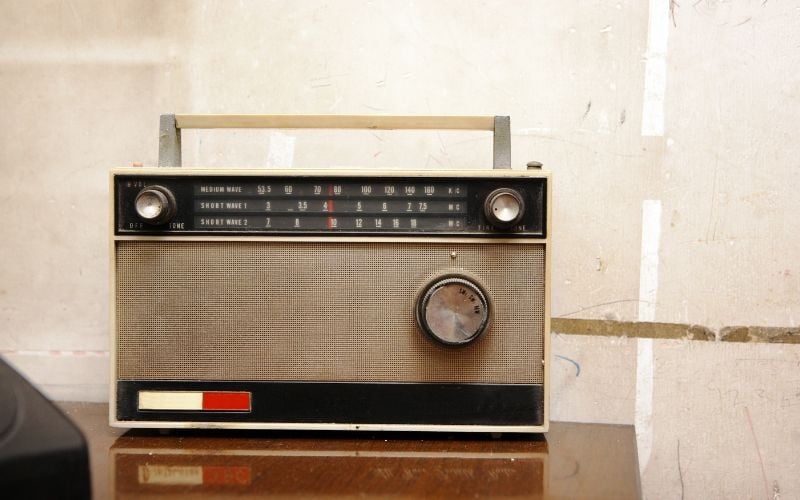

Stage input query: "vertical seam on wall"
[
  {"left": 266, "top": 131, "right": 296, "bottom": 168},
  {"left": 641, "top": 0, "right": 670, "bottom": 136},
  {"left": 636, "top": 200, "right": 662, "bottom": 475}
]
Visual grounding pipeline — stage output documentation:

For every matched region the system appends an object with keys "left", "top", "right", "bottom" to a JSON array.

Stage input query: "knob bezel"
[
  {"left": 415, "top": 275, "right": 491, "bottom": 347},
  {"left": 483, "top": 188, "right": 525, "bottom": 230},
  {"left": 135, "top": 185, "right": 177, "bottom": 225}
]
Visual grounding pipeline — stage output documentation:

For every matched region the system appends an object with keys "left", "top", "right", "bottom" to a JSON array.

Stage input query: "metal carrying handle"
[{"left": 158, "top": 114, "right": 511, "bottom": 169}]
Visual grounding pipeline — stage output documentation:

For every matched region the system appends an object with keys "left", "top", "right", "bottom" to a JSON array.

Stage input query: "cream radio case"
[{"left": 110, "top": 115, "right": 550, "bottom": 432}]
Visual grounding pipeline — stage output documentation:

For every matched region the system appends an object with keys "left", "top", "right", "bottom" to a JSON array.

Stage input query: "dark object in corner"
[{"left": 0, "top": 357, "right": 90, "bottom": 499}]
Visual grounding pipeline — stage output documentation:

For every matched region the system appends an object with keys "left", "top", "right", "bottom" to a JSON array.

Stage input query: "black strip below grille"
[{"left": 117, "top": 381, "right": 544, "bottom": 427}]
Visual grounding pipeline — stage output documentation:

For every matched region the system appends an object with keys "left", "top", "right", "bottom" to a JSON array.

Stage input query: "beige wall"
[{"left": 1, "top": 1, "right": 798, "bottom": 498}]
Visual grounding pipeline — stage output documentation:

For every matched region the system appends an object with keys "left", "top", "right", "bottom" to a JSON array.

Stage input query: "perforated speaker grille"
[{"left": 115, "top": 241, "right": 544, "bottom": 384}]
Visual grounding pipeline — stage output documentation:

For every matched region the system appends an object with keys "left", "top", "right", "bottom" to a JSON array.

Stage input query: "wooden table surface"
[{"left": 60, "top": 403, "right": 640, "bottom": 499}]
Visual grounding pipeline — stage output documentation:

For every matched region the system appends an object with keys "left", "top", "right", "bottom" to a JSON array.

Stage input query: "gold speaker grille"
[{"left": 115, "top": 241, "right": 544, "bottom": 384}]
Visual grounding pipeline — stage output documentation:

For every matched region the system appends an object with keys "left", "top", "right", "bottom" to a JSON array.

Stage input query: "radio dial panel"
[{"left": 116, "top": 175, "right": 546, "bottom": 236}]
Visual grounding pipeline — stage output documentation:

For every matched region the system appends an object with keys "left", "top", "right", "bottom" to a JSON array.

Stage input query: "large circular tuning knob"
[
  {"left": 134, "top": 185, "right": 176, "bottom": 225},
  {"left": 416, "top": 276, "right": 490, "bottom": 346},
  {"left": 484, "top": 188, "right": 525, "bottom": 229}
]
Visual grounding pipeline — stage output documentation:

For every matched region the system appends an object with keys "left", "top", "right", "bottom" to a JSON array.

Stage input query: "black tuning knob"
[
  {"left": 484, "top": 188, "right": 525, "bottom": 229},
  {"left": 134, "top": 185, "right": 176, "bottom": 225}
]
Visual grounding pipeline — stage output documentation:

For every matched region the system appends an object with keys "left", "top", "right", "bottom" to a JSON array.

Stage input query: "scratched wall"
[{"left": 1, "top": 1, "right": 798, "bottom": 498}]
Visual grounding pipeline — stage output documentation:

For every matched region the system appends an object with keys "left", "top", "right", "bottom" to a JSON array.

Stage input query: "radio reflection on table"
[{"left": 111, "top": 431, "right": 549, "bottom": 498}]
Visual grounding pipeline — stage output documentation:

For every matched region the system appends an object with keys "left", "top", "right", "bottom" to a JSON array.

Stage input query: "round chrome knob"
[
  {"left": 135, "top": 186, "right": 176, "bottom": 225},
  {"left": 416, "top": 277, "right": 490, "bottom": 346},
  {"left": 484, "top": 188, "right": 525, "bottom": 229}
]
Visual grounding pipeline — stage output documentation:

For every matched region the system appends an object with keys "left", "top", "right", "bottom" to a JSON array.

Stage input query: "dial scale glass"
[{"left": 116, "top": 175, "right": 546, "bottom": 236}]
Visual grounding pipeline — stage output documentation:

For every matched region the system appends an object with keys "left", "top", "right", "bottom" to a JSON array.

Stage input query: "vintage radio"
[{"left": 110, "top": 114, "right": 550, "bottom": 432}]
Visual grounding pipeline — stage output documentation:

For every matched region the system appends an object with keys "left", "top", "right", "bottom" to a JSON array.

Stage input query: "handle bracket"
[{"left": 158, "top": 114, "right": 511, "bottom": 169}]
